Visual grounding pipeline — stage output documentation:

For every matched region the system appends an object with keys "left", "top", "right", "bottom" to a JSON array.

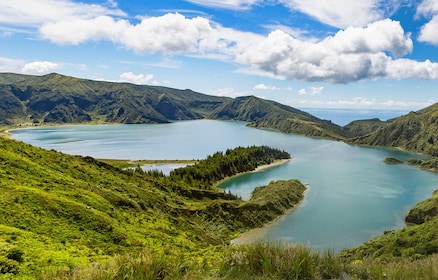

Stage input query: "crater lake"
[{"left": 11, "top": 120, "right": 438, "bottom": 252}]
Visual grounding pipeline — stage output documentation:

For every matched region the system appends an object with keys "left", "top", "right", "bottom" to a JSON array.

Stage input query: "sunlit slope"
[
  {"left": 0, "top": 137, "right": 222, "bottom": 270},
  {"left": 0, "top": 137, "right": 305, "bottom": 277}
]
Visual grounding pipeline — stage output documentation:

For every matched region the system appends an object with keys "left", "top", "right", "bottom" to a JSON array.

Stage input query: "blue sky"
[{"left": 1, "top": 0, "right": 438, "bottom": 112}]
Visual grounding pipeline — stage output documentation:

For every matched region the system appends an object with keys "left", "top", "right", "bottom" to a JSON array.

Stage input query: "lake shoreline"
[
  {"left": 231, "top": 185, "right": 309, "bottom": 245},
  {"left": 213, "top": 158, "right": 291, "bottom": 189}
]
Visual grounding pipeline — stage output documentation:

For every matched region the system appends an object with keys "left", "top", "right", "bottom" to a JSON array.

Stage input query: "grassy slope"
[
  {"left": 405, "top": 189, "right": 438, "bottom": 225},
  {"left": 0, "top": 137, "right": 228, "bottom": 276},
  {"left": 349, "top": 103, "right": 438, "bottom": 156},
  {"left": 0, "top": 137, "right": 307, "bottom": 278}
]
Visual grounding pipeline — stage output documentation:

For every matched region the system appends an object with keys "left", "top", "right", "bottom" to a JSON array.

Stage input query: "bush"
[
  {"left": 7, "top": 247, "right": 24, "bottom": 263},
  {"left": 0, "top": 256, "right": 19, "bottom": 274}
]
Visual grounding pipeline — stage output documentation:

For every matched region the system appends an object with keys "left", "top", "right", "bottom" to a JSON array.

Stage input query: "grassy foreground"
[{"left": 38, "top": 242, "right": 438, "bottom": 280}]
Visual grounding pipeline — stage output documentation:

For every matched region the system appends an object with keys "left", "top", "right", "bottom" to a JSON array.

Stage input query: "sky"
[{"left": 1, "top": 0, "right": 438, "bottom": 112}]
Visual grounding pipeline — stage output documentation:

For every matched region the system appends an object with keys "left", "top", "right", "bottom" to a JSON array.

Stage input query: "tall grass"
[
  {"left": 219, "top": 242, "right": 341, "bottom": 280},
  {"left": 38, "top": 250, "right": 199, "bottom": 280},
  {"left": 344, "top": 255, "right": 438, "bottom": 280},
  {"left": 38, "top": 243, "right": 438, "bottom": 280}
]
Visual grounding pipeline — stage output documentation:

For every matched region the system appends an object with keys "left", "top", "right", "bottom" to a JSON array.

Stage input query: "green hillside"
[
  {"left": 210, "top": 95, "right": 348, "bottom": 140},
  {"left": 0, "top": 137, "right": 308, "bottom": 278},
  {"left": 348, "top": 103, "right": 438, "bottom": 156},
  {"left": 342, "top": 118, "right": 388, "bottom": 137}
]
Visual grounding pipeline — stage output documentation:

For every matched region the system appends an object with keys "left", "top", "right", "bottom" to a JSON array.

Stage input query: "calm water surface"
[{"left": 11, "top": 120, "right": 438, "bottom": 252}]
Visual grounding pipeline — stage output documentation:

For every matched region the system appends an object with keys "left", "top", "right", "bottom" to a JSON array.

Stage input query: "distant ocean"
[{"left": 301, "top": 108, "right": 412, "bottom": 126}]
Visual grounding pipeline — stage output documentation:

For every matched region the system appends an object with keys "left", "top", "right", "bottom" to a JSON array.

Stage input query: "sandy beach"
[{"left": 214, "top": 158, "right": 291, "bottom": 188}]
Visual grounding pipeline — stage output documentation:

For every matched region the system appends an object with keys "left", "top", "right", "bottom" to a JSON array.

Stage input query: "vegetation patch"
[
  {"left": 406, "top": 189, "right": 438, "bottom": 225},
  {"left": 0, "top": 137, "right": 302, "bottom": 278},
  {"left": 383, "top": 157, "right": 404, "bottom": 164}
]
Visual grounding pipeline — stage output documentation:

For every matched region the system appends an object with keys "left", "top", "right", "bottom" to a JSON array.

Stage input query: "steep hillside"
[
  {"left": 405, "top": 189, "right": 438, "bottom": 225},
  {"left": 342, "top": 118, "right": 388, "bottom": 137},
  {"left": 0, "top": 73, "right": 227, "bottom": 124},
  {"left": 209, "top": 95, "right": 309, "bottom": 121},
  {"left": 209, "top": 95, "right": 347, "bottom": 140},
  {"left": 349, "top": 104, "right": 438, "bottom": 156},
  {"left": 0, "top": 137, "right": 305, "bottom": 278},
  {"left": 0, "top": 72, "right": 346, "bottom": 140}
]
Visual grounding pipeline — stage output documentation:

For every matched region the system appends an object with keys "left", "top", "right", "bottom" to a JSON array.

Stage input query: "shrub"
[
  {"left": 7, "top": 247, "right": 24, "bottom": 263},
  {"left": 0, "top": 256, "right": 19, "bottom": 274}
]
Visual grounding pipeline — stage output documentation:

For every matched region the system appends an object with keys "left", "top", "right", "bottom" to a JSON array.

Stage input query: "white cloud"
[
  {"left": 119, "top": 72, "right": 154, "bottom": 85},
  {"left": 21, "top": 61, "right": 59, "bottom": 74},
  {"left": 298, "top": 86, "right": 324, "bottom": 95},
  {"left": 416, "top": 0, "right": 438, "bottom": 18},
  {"left": 236, "top": 19, "right": 438, "bottom": 83},
  {"left": 209, "top": 87, "right": 248, "bottom": 98},
  {"left": 253, "top": 83, "right": 278, "bottom": 90},
  {"left": 379, "top": 99, "right": 434, "bottom": 108},
  {"left": 184, "top": 0, "right": 400, "bottom": 28},
  {"left": 418, "top": 15, "right": 438, "bottom": 45},
  {"left": 0, "top": 0, "right": 124, "bottom": 26},
  {"left": 280, "top": 0, "right": 400, "bottom": 28},
  {"left": 1, "top": 57, "right": 59, "bottom": 74},
  {"left": 310, "top": 86, "right": 324, "bottom": 95},
  {"left": 298, "top": 88, "right": 307, "bottom": 95},
  {"left": 39, "top": 13, "right": 262, "bottom": 57},
  {"left": 3, "top": 2, "right": 438, "bottom": 84},
  {"left": 416, "top": 0, "right": 438, "bottom": 46},
  {"left": 0, "top": 57, "right": 23, "bottom": 72},
  {"left": 323, "top": 19, "right": 412, "bottom": 57},
  {"left": 327, "top": 97, "right": 376, "bottom": 106},
  {"left": 387, "top": 59, "right": 438, "bottom": 79}
]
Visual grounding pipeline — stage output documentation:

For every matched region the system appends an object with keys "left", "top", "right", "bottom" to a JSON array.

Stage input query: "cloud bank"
[
  {"left": 2, "top": 0, "right": 438, "bottom": 84},
  {"left": 36, "top": 11, "right": 438, "bottom": 84}
]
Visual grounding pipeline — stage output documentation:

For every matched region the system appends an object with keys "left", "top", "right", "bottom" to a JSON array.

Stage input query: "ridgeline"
[{"left": 0, "top": 72, "right": 347, "bottom": 141}]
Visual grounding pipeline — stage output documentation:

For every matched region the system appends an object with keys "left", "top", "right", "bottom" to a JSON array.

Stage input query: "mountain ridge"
[
  {"left": 348, "top": 104, "right": 438, "bottom": 156},
  {"left": 0, "top": 72, "right": 347, "bottom": 140}
]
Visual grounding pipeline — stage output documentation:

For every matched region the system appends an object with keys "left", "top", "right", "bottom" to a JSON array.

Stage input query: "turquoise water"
[{"left": 11, "top": 120, "right": 438, "bottom": 252}]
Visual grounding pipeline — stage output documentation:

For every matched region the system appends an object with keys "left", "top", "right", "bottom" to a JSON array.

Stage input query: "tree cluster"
[{"left": 170, "top": 145, "right": 290, "bottom": 188}]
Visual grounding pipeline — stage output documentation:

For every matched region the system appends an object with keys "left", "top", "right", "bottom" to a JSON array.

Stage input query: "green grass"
[
  {"left": 0, "top": 137, "right": 309, "bottom": 279},
  {"left": 1, "top": 135, "right": 438, "bottom": 279},
  {"left": 35, "top": 241, "right": 438, "bottom": 279}
]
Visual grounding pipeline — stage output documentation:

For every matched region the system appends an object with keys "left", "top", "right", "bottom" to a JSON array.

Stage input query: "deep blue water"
[{"left": 11, "top": 119, "right": 438, "bottom": 252}]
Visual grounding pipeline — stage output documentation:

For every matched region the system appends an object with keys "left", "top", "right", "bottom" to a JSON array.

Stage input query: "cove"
[{"left": 11, "top": 120, "right": 438, "bottom": 252}]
